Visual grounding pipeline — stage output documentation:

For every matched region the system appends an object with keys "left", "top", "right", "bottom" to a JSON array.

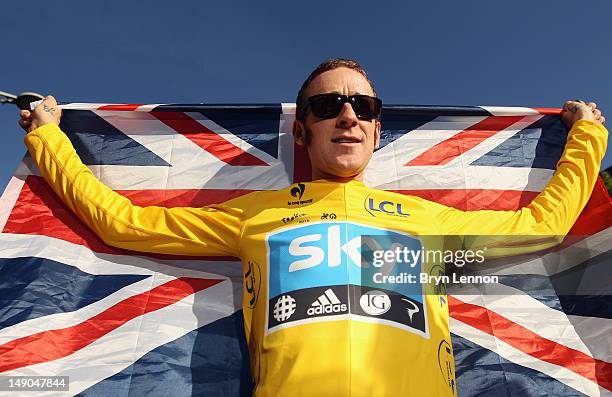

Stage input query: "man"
[{"left": 18, "top": 59, "right": 608, "bottom": 396}]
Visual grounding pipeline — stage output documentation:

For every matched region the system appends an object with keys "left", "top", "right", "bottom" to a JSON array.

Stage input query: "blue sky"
[{"left": 1, "top": 0, "right": 610, "bottom": 190}]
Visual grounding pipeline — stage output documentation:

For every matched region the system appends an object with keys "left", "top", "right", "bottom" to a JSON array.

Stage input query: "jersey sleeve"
[
  {"left": 432, "top": 120, "right": 608, "bottom": 256},
  {"left": 24, "top": 123, "right": 244, "bottom": 257}
]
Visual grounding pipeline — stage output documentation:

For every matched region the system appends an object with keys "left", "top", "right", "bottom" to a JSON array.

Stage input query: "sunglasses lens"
[
  {"left": 352, "top": 96, "right": 381, "bottom": 119},
  {"left": 309, "top": 95, "right": 344, "bottom": 118}
]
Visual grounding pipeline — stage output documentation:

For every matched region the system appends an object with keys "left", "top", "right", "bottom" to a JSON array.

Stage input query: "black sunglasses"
[{"left": 303, "top": 93, "right": 382, "bottom": 120}]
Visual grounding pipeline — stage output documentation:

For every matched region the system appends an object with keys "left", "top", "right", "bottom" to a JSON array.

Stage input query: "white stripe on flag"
[
  {"left": 2, "top": 278, "right": 241, "bottom": 396},
  {"left": 479, "top": 106, "right": 542, "bottom": 116},
  {"left": 366, "top": 162, "right": 553, "bottom": 191},
  {"left": 443, "top": 115, "right": 543, "bottom": 167},
  {"left": 451, "top": 290, "right": 599, "bottom": 361},
  {"left": 450, "top": 317, "right": 605, "bottom": 397},
  {"left": 0, "top": 275, "right": 176, "bottom": 345},
  {"left": 185, "top": 111, "right": 279, "bottom": 165},
  {"left": 0, "top": 233, "right": 242, "bottom": 278},
  {"left": 0, "top": 175, "right": 26, "bottom": 232},
  {"left": 281, "top": 103, "right": 296, "bottom": 114},
  {"left": 366, "top": 116, "right": 487, "bottom": 190},
  {"left": 365, "top": 114, "right": 554, "bottom": 191},
  {"left": 91, "top": 110, "right": 293, "bottom": 190},
  {"left": 567, "top": 315, "right": 612, "bottom": 362},
  {"left": 135, "top": 104, "right": 164, "bottom": 111},
  {"left": 486, "top": 227, "right": 612, "bottom": 277},
  {"left": 58, "top": 103, "right": 116, "bottom": 110}
]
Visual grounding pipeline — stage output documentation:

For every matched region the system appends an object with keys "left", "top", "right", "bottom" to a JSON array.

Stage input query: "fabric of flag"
[{"left": 0, "top": 103, "right": 610, "bottom": 396}]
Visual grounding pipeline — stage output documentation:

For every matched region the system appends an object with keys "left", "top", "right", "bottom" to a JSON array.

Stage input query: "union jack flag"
[{"left": 0, "top": 103, "right": 609, "bottom": 396}]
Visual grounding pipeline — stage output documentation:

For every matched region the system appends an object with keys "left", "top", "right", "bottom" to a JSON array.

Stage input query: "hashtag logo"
[{"left": 273, "top": 295, "right": 296, "bottom": 322}]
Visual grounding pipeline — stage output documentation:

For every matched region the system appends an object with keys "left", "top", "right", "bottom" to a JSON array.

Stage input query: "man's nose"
[{"left": 336, "top": 102, "right": 358, "bottom": 128}]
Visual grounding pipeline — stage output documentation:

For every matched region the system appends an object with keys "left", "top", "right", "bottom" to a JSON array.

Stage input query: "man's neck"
[{"left": 311, "top": 170, "right": 364, "bottom": 183}]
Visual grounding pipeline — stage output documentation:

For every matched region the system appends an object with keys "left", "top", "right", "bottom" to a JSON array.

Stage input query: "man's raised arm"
[
  {"left": 19, "top": 96, "right": 243, "bottom": 257},
  {"left": 430, "top": 100, "right": 608, "bottom": 256}
]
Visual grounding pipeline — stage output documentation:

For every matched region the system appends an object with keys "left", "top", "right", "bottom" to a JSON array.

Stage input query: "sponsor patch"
[
  {"left": 438, "top": 339, "right": 456, "bottom": 395},
  {"left": 363, "top": 196, "right": 410, "bottom": 218},
  {"left": 288, "top": 183, "right": 312, "bottom": 206},
  {"left": 265, "top": 222, "right": 427, "bottom": 336},
  {"left": 244, "top": 260, "right": 261, "bottom": 309}
]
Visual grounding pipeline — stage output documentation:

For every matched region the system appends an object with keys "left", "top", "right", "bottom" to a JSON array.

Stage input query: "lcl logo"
[{"left": 364, "top": 197, "right": 410, "bottom": 217}]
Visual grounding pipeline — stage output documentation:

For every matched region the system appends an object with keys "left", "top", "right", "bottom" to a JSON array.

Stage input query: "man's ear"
[
  {"left": 374, "top": 119, "right": 381, "bottom": 150},
  {"left": 293, "top": 119, "right": 306, "bottom": 147}
]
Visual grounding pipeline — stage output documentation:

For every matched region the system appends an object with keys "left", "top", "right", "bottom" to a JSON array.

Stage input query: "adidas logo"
[{"left": 307, "top": 288, "right": 347, "bottom": 316}]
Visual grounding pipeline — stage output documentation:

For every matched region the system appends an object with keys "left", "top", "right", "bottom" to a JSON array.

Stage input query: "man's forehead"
[{"left": 306, "top": 67, "right": 374, "bottom": 97}]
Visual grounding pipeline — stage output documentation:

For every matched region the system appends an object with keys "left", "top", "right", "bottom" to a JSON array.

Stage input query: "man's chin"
[{"left": 324, "top": 163, "right": 366, "bottom": 179}]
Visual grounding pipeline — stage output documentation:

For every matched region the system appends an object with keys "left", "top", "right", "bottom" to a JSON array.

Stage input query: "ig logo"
[{"left": 360, "top": 290, "right": 391, "bottom": 315}]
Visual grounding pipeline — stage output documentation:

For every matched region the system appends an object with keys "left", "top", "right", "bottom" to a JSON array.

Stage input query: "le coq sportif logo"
[{"left": 290, "top": 183, "right": 306, "bottom": 200}]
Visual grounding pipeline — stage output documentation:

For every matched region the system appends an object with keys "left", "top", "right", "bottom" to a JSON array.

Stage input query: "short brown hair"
[{"left": 295, "top": 58, "right": 378, "bottom": 121}]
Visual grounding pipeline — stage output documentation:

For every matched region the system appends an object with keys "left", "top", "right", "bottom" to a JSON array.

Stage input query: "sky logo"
[{"left": 267, "top": 222, "right": 423, "bottom": 299}]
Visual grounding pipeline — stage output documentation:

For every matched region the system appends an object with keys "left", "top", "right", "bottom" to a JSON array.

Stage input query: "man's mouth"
[{"left": 332, "top": 136, "right": 361, "bottom": 144}]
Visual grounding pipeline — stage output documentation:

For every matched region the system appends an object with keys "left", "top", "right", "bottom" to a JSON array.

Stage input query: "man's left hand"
[{"left": 561, "top": 100, "right": 606, "bottom": 128}]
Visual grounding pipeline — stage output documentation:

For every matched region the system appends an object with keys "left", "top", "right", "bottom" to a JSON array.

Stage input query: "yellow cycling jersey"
[{"left": 24, "top": 120, "right": 607, "bottom": 397}]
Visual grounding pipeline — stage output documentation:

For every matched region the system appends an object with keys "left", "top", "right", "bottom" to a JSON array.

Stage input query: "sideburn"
[{"left": 304, "top": 124, "right": 313, "bottom": 146}]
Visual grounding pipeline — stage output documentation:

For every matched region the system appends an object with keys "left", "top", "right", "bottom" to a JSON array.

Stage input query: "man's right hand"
[{"left": 18, "top": 96, "right": 62, "bottom": 133}]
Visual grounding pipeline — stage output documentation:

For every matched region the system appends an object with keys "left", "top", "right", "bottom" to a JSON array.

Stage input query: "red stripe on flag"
[
  {"left": 98, "top": 104, "right": 144, "bottom": 111},
  {"left": 150, "top": 111, "right": 268, "bottom": 166},
  {"left": 2, "top": 176, "right": 240, "bottom": 261},
  {"left": 568, "top": 178, "right": 612, "bottom": 236},
  {"left": 448, "top": 295, "right": 612, "bottom": 391},
  {"left": 6, "top": 176, "right": 607, "bottom": 256},
  {"left": 0, "top": 277, "right": 222, "bottom": 373},
  {"left": 533, "top": 108, "right": 562, "bottom": 115},
  {"left": 405, "top": 116, "right": 524, "bottom": 166}
]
